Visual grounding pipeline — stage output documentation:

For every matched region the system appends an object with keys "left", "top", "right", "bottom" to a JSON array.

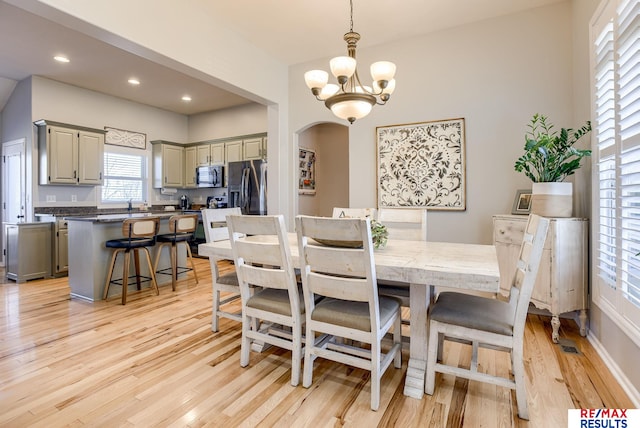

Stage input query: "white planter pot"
[{"left": 531, "top": 182, "right": 573, "bottom": 217}]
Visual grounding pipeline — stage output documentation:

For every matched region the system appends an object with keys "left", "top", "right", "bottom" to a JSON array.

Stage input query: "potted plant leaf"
[{"left": 514, "top": 113, "right": 592, "bottom": 217}]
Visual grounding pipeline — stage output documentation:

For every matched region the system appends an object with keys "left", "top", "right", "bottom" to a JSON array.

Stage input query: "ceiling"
[{"left": 0, "top": 0, "right": 564, "bottom": 116}]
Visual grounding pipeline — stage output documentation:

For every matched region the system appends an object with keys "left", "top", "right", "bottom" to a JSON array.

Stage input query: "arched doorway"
[{"left": 297, "top": 123, "right": 349, "bottom": 217}]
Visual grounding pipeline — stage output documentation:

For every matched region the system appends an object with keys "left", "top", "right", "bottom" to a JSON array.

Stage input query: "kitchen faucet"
[{"left": 127, "top": 199, "right": 132, "bottom": 212}]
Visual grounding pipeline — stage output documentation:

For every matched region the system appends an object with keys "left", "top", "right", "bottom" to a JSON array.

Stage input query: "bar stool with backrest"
[
  {"left": 104, "top": 216, "right": 160, "bottom": 305},
  {"left": 153, "top": 214, "right": 199, "bottom": 291}
]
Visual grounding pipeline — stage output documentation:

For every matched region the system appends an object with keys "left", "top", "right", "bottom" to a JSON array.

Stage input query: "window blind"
[
  {"left": 591, "top": 0, "right": 640, "bottom": 337},
  {"left": 102, "top": 150, "right": 146, "bottom": 202}
]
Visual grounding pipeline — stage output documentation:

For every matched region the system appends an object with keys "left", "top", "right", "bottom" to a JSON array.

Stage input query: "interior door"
[{"left": 2, "top": 139, "right": 26, "bottom": 266}]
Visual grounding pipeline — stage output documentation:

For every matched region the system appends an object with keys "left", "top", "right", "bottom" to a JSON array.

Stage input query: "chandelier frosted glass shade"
[
  {"left": 325, "top": 93, "right": 375, "bottom": 122},
  {"left": 303, "top": 2, "right": 396, "bottom": 124}
]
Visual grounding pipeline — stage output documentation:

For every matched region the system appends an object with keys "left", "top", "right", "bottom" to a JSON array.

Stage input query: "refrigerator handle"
[
  {"left": 259, "top": 162, "right": 267, "bottom": 215},
  {"left": 240, "top": 167, "right": 250, "bottom": 210}
]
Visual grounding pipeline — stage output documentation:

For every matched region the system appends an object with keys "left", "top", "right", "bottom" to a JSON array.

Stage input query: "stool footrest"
[
  {"left": 109, "top": 274, "right": 155, "bottom": 287},
  {"left": 155, "top": 266, "right": 193, "bottom": 276}
]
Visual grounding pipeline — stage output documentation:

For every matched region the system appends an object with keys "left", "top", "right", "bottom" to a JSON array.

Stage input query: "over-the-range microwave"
[{"left": 196, "top": 165, "right": 223, "bottom": 188}]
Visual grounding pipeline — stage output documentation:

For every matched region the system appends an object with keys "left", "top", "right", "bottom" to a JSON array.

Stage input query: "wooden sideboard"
[{"left": 492, "top": 215, "right": 588, "bottom": 343}]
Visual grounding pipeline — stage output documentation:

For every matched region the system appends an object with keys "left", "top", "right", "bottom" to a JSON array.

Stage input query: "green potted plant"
[{"left": 514, "top": 113, "right": 592, "bottom": 217}]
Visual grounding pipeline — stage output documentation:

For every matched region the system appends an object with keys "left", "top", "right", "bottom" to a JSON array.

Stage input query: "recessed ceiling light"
[
  {"left": 128, "top": 78, "right": 140, "bottom": 85},
  {"left": 182, "top": 95, "right": 192, "bottom": 102},
  {"left": 53, "top": 55, "right": 70, "bottom": 63}
]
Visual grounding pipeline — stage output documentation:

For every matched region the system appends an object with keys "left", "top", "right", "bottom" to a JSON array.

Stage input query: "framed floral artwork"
[{"left": 376, "top": 118, "right": 466, "bottom": 210}]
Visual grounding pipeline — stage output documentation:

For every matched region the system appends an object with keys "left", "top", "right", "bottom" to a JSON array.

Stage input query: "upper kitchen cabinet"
[
  {"left": 151, "top": 141, "right": 184, "bottom": 188},
  {"left": 225, "top": 139, "right": 243, "bottom": 163},
  {"left": 196, "top": 142, "right": 225, "bottom": 166},
  {"left": 35, "top": 120, "right": 105, "bottom": 185},
  {"left": 184, "top": 146, "right": 197, "bottom": 188},
  {"left": 243, "top": 137, "right": 266, "bottom": 160}
]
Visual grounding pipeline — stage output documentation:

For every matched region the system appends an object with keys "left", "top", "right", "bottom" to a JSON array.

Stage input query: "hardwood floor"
[{"left": 0, "top": 258, "right": 632, "bottom": 427}]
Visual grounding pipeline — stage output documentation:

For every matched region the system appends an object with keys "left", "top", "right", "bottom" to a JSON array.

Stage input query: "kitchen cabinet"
[
  {"left": 151, "top": 141, "right": 184, "bottom": 188},
  {"left": 225, "top": 139, "right": 243, "bottom": 163},
  {"left": 5, "top": 222, "right": 52, "bottom": 282},
  {"left": 35, "top": 120, "right": 104, "bottom": 185},
  {"left": 492, "top": 214, "right": 588, "bottom": 343},
  {"left": 184, "top": 146, "right": 197, "bottom": 188},
  {"left": 243, "top": 137, "right": 266, "bottom": 160},
  {"left": 196, "top": 142, "right": 225, "bottom": 166}
]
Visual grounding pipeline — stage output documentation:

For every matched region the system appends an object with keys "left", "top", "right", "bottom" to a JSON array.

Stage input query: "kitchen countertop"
[{"left": 65, "top": 212, "right": 179, "bottom": 223}]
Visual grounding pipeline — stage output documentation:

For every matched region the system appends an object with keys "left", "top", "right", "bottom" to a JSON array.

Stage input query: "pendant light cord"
[{"left": 349, "top": 0, "right": 354, "bottom": 32}]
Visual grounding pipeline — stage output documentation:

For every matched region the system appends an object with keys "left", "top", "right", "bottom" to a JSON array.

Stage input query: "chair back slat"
[
  {"left": 297, "top": 215, "right": 378, "bottom": 311},
  {"left": 377, "top": 208, "right": 427, "bottom": 241},
  {"left": 202, "top": 208, "right": 241, "bottom": 242},
  {"left": 227, "top": 214, "right": 299, "bottom": 301},
  {"left": 510, "top": 214, "right": 550, "bottom": 336}
]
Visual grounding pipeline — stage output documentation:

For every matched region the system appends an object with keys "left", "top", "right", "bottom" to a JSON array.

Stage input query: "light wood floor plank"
[{"left": 0, "top": 258, "right": 632, "bottom": 427}]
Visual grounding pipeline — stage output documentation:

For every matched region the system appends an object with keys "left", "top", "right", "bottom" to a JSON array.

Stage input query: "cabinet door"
[
  {"left": 163, "top": 145, "right": 184, "bottom": 187},
  {"left": 78, "top": 131, "right": 104, "bottom": 185},
  {"left": 196, "top": 145, "right": 210, "bottom": 166},
  {"left": 210, "top": 143, "right": 225, "bottom": 164},
  {"left": 226, "top": 140, "right": 242, "bottom": 163},
  {"left": 243, "top": 137, "right": 263, "bottom": 160},
  {"left": 184, "top": 147, "right": 197, "bottom": 188},
  {"left": 48, "top": 126, "right": 78, "bottom": 184}
]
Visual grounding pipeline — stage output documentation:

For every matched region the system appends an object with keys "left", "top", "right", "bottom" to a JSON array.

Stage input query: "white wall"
[
  {"left": 30, "top": 76, "right": 189, "bottom": 208},
  {"left": 189, "top": 103, "right": 267, "bottom": 142},
  {"left": 14, "top": 0, "right": 291, "bottom": 217},
  {"left": 290, "top": 2, "right": 576, "bottom": 245}
]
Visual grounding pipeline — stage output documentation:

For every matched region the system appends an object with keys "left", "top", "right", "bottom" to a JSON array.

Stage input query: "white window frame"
[
  {"left": 100, "top": 145, "right": 148, "bottom": 206},
  {"left": 590, "top": 0, "right": 640, "bottom": 346}
]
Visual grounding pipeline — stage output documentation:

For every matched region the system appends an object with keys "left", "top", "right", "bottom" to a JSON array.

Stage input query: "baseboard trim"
[{"left": 588, "top": 331, "right": 640, "bottom": 408}]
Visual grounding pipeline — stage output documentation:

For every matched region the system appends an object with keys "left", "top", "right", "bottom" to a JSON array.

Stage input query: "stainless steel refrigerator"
[{"left": 227, "top": 160, "right": 267, "bottom": 215}]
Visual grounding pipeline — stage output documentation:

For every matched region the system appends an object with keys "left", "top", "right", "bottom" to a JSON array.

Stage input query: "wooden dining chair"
[
  {"left": 296, "top": 215, "right": 402, "bottom": 411},
  {"left": 377, "top": 208, "right": 427, "bottom": 330},
  {"left": 331, "top": 207, "right": 377, "bottom": 219},
  {"left": 227, "top": 214, "right": 304, "bottom": 386},
  {"left": 202, "top": 207, "right": 242, "bottom": 332},
  {"left": 425, "top": 214, "right": 550, "bottom": 420}
]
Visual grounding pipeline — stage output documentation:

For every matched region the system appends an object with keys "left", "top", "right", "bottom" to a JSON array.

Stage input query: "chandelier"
[{"left": 304, "top": 0, "right": 396, "bottom": 124}]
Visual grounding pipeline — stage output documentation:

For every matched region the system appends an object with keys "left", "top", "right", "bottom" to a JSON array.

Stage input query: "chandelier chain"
[{"left": 349, "top": 0, "right": 354, "bottom": 32}]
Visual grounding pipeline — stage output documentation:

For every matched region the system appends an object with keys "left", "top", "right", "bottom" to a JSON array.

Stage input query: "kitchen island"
[{"left": 66, "top": 212, "right": 186, "bottom": 301}]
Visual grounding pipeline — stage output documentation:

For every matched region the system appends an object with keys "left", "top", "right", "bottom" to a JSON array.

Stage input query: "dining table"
[{"left": 199, "top": 233, "right": 500, "bottom": 399}]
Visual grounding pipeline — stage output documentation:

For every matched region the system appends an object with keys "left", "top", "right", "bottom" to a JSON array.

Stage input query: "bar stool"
[
  {"left": 103, "top": 217, "right": 160, "bottom": 305},
  {"left": 153, "top": 214, "right": 199, "bottom": 291}
]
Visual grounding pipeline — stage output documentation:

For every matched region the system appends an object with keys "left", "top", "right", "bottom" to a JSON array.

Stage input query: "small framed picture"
[{"left": 512, "top": 189, "right": 532, "bottom": 215}]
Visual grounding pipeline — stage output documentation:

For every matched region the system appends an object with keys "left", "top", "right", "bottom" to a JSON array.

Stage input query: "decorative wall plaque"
[
  {"left": 376, "top": 118, "right": 466, "bottom": 210},
  {"left": 105, "top": 127, "right": 146, "bottom": 150}
]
